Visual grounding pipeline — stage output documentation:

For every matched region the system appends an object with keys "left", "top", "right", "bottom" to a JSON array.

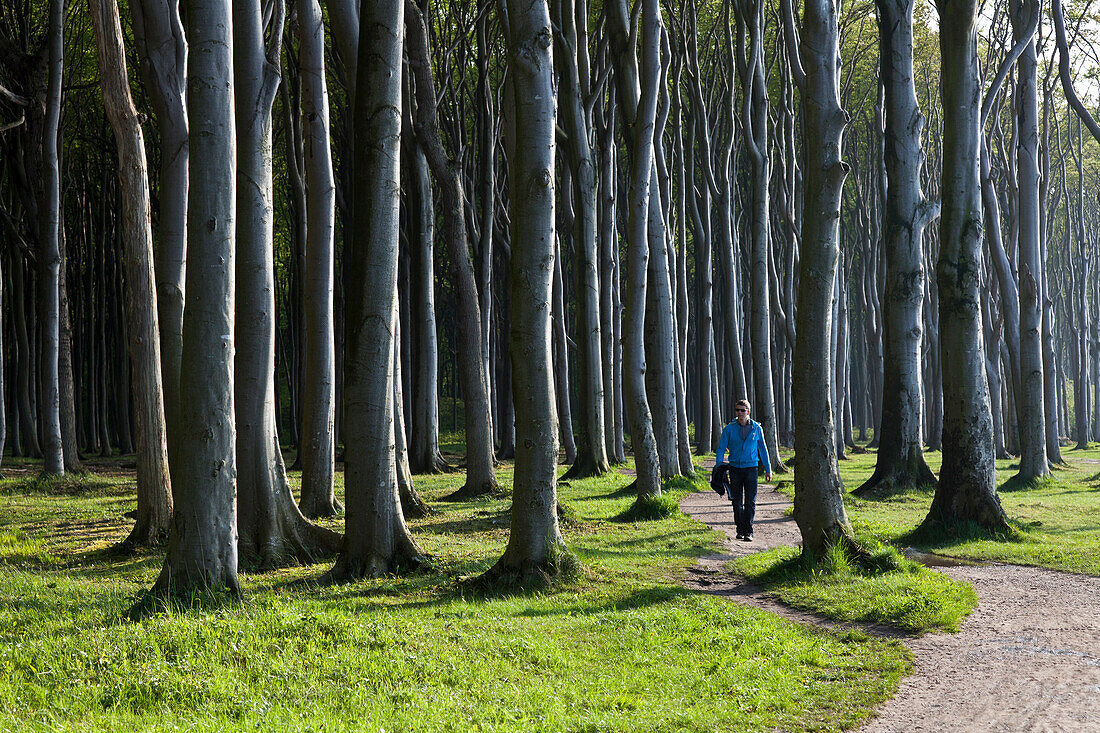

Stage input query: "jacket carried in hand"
[{"left": 715, "top": 419, "right": 772, "bottom": 473}]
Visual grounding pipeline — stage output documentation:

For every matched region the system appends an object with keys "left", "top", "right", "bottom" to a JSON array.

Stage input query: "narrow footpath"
[{"left": 679, "top": 480, "right": 1100, "bottom": 732}]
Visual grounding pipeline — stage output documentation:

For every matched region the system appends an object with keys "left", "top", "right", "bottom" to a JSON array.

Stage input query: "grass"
[
  {"left": 733, "top": 542, "right": 977, "bottom": 633},
  {"left": 0, "top": 454, "right": 911, "bottom": 733},
  {"left": 827, "top": 447, "right": 1100, "bottom": 575}
]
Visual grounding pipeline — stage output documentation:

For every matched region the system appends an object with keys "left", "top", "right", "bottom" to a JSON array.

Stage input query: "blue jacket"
[{"left": 716, "top": 419, "right": 772, "bottom": 473}]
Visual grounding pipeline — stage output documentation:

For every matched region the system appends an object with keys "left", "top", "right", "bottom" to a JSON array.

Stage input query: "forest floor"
[
  {"left": 681, "top": 459, "right": 1100, "bottom": 732},
  {"left": 0, "top": 454, "right": 910, "bottom": 733}
]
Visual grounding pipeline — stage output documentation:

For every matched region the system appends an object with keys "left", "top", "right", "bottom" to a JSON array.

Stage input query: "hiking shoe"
[{"left": 741, "top": 534, "right": 753, "bottom": 542}]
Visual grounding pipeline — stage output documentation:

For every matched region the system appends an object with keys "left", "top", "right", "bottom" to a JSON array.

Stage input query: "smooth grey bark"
[
  {"left": 408, "top": 141, "right": 448, "bottom": 474},
  {"left": 644, "top": 163, "right": 681, "bottom": 480},
  {"left": 555, "top": 0, "right": 610, "bottom": 479},
  {"left": 297, "top": 0, "right": 341, "bottom": 518},
  {"left": 1011, "top": 0, "right": 1048, "bottom": 480},
  {"left": 922, "top": 0, "right": 1009, "bottom": 534},
  {"left": 684, "top": 6, "right": 717, "bottom": 453},
  {"left": 608, "top": 0, "right": 662, "bottom": 500},
  {"left": 10, "top": 255, "right": 39, "bottom": 458},
  {"left": 645, "top": 46, "right": 684, "bottom": 480},
  {"left": 131, "top": 0, "right": 187, "bottom": 485},
  {"left": 233, "top": 0, "right": 341, "bottom": 569},
  {"left": 737, "top": 0, "right": 784, "bottom": 473},
  {"left": 90, "top": 0, "right": 174, "bottom": 547},
  {"left": 481, "top": 0, "right": 571, "bottom": 587},
  {"left": 787, "top": 0, "right": 859, "bottom": 560},
  {"left": 151, "top": 0, "right": 241, "bottom": 597},
  {"left": 596, "top": 99, "right": 625, "bottom": 464},
  {"left": 551, "top": 242, "right": 577, "bottom": 464},
  {"left": 405, "top": 0, "right": 498, "bottom": 500},
  {"left": 394, "top": 318, "right": 430, "bottom": 518},
  {"left": 38, "top": 0, "right": 64, "bottom": 476},
  {"left": 855, "top": 0, "right": 938, "bottom": 496},
  {"left": 326, "top": 0, "right": 423, "bottom": 581}
]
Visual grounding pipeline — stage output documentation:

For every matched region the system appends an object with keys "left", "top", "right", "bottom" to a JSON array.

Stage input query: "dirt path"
[{"left": 679, "top": 482, "right": 1100, "bottom": 732}]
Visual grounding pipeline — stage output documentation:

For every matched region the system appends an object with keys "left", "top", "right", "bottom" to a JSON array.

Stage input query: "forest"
[{"left": 2, "top": 0, "right": 1100, "bottom": 730}]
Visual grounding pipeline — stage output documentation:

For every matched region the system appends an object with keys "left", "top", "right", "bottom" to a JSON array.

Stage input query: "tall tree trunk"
[
  {"left": 596, "top": 100, "right": 625, "bottom": 464},
  {"left": 922, "top": 0, "right": 1010, "bottom": 534},
  {"left": 12, "top": 255, "right": 39, "bottom": 458},
  {"left": 325, "top": 0, "right": 423, "bottom": 581},
  {"left": 408, "top": 142, "right": 448, "bottom": 473},
  {"left": 1011, "top": 0, "right": 1048, "bottom": 481},
  {"left": 38, "top": 0, "right": 65, "bottom": 476},
  {"left": 643, "top": 174, "right": 681, "bottom": 479},
  {"left": 481, "top": 0, "right": 571, "bottom": 586},
  {"left": 405, "top": 0, "right": 498, "bottom": 501},
  {"left": 297, "top": 0, "right": 341, "bottom": 517},
  {"left": 89, "top": 0, "right": 174, "bottom": 547},
  {"left": 233, "top": 0, "right": 341, "bottom": 569},
  {"left": 856, "top": 0, "right": 938, "bottom": 496},
  {"left": 556, "top": 0, "right": 609, "bottom": 479},
  {"left": 739, "top": 0, "right": 785, "bottom": 472},
  {"left": 151, "top": 0, "right": 241, "bottom": 598},
  {"left": 787, "top": 0, "right": 859, "bottom": 559},
  {"left": 58, "top": 241, "right": 81, "bottom": 470},
  {"left": 394, "top": 317, "right": 430, "bottom": 518},
  {"left": 131, "top": 0, "right": 188, "bottom": 488},
  {"left": 551, "top": 246, "right": 577, "bottom": 463},
  {"left": 608, "top": 0, "right": 663, "bottom": 501}
]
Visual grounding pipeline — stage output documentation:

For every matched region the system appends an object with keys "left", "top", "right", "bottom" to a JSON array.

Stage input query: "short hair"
[{"left": 735, "top": 399, "right": 750, "bottom": 411}]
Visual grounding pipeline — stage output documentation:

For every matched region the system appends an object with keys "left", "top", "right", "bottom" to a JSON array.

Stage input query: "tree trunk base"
[
  {"left": 299, "top": 496, "right": 344, "bottom": 519},
  {"left": 799, "top": 523, "right": 867, "bottom": 564},
  {"left": 441, "top": 478, "right": 502, "bottom": 501},
  {"left": 470, "top": 544, "right": 581, "bottom": 593},
  {"left": 400, "top": 483, "right": 434, "bottom": 519},
  {"left": 116, "top": 520, "right": 170, "bottom": 553},
  {"left": 561, "top": 449, "right": 611, "bottom": 480},
  {"left": 319, "top": 547, "right": 426, "bottom": 584},
  {"left": 412, "top": 451, "right": 452, "bottom": 475},
  {"left": 614, "top": 492, "right": 677, "bottom": 522},
  {"left": 853, "top": 459, "right": 937, "bottom": 498},
  {"left": 918, "top": 488, "right": 1012, "bottom": 538}
]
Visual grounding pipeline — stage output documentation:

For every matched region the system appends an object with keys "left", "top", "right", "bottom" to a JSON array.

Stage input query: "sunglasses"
[{"left": 735, "top": 408, "right": 748, "bottom": 413}]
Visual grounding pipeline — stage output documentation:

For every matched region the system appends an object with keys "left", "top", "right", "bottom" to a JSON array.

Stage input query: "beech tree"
[
  {"left": 855, "top": 0, "right": 939, "bottom": 497},
  {"left": 38, "top": 0, "right": 64, "bottom": 477},
  {"left": 921, "top": 0, "right": 1010, "bottom": 534},
  {"left": 88, "top": 0, "right": 174, "bottom": 548},
  {"left": 325, "top": 0, "right": 423, "bottom": 581},
  {"left": 297, "top": 0, "right": 341, "bottom": 518},
  {"left": 481, "top": 0, "right": 571, "bottom": 586},
  {"left": 152, "top": 0, "right": 241, "bottom": 597},
  {"left": 787, "top": 0, "right": 860, "bottom": 559}
]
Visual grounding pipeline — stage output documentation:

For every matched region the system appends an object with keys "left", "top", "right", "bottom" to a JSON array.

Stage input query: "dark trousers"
[{"left": 729, "top": 466, "right": 758, "bottom": 535}]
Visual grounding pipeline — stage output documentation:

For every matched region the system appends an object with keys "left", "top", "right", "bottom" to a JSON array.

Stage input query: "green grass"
[
  {"left": 733, "top": 542, "right": 977, "bottom": 633},
  {"left": 0, "top": 456, "right": 911, "bottom": 732},
  {"left": 791, "top": 445, "right": 1100, "bottom": 575}
]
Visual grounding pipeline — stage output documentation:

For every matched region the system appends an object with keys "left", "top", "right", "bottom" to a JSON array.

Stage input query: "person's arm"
[
  {"left": 757, "top": 425, "right": 772, "bottom": 479},
  {"left": 716, "top": 424, "right": 729, "bottom": 465}
]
